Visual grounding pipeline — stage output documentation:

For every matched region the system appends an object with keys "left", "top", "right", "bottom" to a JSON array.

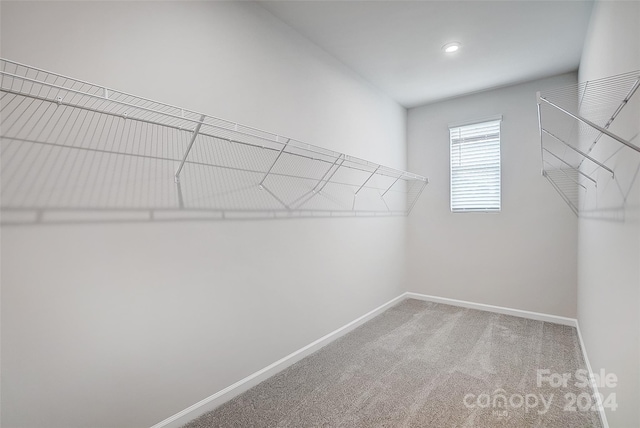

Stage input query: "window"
[{"left": 450, "top": 119, "right": 501, "bottom": 212}]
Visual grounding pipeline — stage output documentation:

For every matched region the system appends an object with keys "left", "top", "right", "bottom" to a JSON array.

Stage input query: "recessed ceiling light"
[{"left": 442, "top": 42, "right": 461, "bottom": 53}]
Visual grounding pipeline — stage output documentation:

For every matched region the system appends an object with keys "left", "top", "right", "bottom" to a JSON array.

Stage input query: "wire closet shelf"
[
  {"left": 537, "top": 70, "right": 640, "bottom": 216},
  {"left": 0, "top": 59, "right": 428, "bottom": 223}
]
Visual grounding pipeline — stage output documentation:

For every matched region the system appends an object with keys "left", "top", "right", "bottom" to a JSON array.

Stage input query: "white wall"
[
  {"left": 577, "top": 2, "right": 640, "bottom": 426},
  {"left": 0, "top": 2, "right": 407, "bottom": 427},
  {"left": 406, "top": 73, "right": 579, "bottom": 317}
]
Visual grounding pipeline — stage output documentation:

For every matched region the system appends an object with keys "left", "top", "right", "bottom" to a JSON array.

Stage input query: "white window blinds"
[{"left": 450, "top": 119, "right": 501, "bottom": 212}]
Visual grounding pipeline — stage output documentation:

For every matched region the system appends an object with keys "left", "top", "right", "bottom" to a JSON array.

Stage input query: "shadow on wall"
[
  {"left": 0, "top": 59, "right": 427, "bottom": 226},
  {"left": 539, "top": 71, "right": 640, "bottom": 222},
  {"left": 578, "top": 137, "right": 640, "bottom": 223}
]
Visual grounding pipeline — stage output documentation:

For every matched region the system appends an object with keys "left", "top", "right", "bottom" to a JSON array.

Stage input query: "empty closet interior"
[{"left": 1, "top": 1, "right": 638, "bottom": 428}]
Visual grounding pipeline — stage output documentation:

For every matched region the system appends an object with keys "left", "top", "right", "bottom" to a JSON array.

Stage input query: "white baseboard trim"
[
  {"left": 575, "top": 321, "right": 610, "bottom": 428},
  {"left": 151, "top": 291, "right": 604, "bottom": 428},
  {"left": 404, "top": 292, "right": 577, "bottom": 326},
  {"left": 149, "top": 293, "right": 406, "bottom": 428}
]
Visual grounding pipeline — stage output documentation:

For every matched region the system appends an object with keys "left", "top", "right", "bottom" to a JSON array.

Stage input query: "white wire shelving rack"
[
  {"left": 0, "top": 58, "right": 428, "bottom": 224},
  {"left": 537, "top": 71, "right": 640, "bottom": 216}
]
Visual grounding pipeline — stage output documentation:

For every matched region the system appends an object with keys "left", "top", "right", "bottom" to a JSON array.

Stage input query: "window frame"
[{"left": 449, "top": 117, "right": 502, "bottom": 213}]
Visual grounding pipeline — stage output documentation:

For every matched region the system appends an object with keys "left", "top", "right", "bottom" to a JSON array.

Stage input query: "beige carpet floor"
[{"left": 183, "top": 299, "right": 603, "bottom": 427}]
